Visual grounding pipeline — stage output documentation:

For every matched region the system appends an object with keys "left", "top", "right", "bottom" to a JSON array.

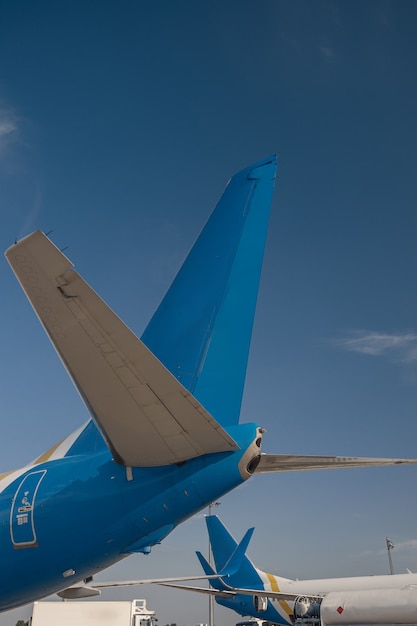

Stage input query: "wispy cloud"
[
  {"left": 391, "top": 539, "right": 417, "bottom": 552},
  {"left": 0, "top": 101, "right": 43, "bottom": 232},
  {"left": 374, "top": 539, "right": 417, "bottom": 557},
  {"left": 330, "top": 331, "right": 417, "bottom": 364},
  {"left": 0, "top": 106, "right": 18, "bottom": 158},
  {"left": 359, "top": 539, "right": 417, "bottom": 559}
]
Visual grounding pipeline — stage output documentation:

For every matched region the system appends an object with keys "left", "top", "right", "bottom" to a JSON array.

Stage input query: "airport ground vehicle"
[{"left": 30, "top": 599, "right": 157, "bottom": 626}]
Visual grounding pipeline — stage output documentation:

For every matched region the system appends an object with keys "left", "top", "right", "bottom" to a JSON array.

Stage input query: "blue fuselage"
[
  {"left": 217, "top": 595, "right": 292, "bottom": 626},
  {"left": 0, "top": 422, "right": 259, "bottom": 612}
]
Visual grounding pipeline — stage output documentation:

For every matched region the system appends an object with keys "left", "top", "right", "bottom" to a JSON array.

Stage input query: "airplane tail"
[
  {"left": 142, "top": 156, "right": 277, "bottom": 427},
  {"left": 5, "top": 158, "right": 276, "bottom": 467},
  {"left": 202, "top": 514, "right": 267, "bottom": 590}
]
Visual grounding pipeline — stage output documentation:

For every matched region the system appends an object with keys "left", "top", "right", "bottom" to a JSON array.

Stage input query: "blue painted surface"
[
  {"left": 203, "top": 515, "right": 290, "bottom": 625},
  {"left": 0, "top": 158, "right": 277, "bottom": 612},
  {"left": 207, "top": 515, "right": 265, "bottom": 589},
  {"left": 142, "top": 156, "right": 277, "bottom": 425},
  {"left": 215, "top": 593, "right": 288, "bottom": 626},
  {"left": 0, "top": 424, "right": 259, "bottom": 610}
]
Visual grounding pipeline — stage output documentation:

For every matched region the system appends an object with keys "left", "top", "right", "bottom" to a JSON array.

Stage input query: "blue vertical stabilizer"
[
  {"left": 205, "top": 515, "right": 263, "bottom": 589},
  {"left": 141, "top": 156, "right": 277, "bottom": 426}
]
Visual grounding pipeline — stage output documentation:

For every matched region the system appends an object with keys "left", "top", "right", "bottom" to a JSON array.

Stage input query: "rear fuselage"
[{"left": 0, "top": 422, "right": 261, "bottom": 611}]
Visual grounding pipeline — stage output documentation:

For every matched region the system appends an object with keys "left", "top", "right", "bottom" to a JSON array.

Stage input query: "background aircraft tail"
[
  {"left": 142, "top": 157, "right": 277, "bottom": 427},
  {"left": 202, "top": 515, "right": 266, "bottom": 590}
]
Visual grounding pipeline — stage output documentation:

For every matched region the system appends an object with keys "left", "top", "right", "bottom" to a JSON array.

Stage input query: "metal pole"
[
  {"left": 386, "top": 536, "right": 395, "bottom": 575},
  {"left": 208, "top": 502, "right": 220, "bottom": 626}
]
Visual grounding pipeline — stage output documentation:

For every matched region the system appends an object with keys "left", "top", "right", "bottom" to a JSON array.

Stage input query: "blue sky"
[{"left": 1, "top": 1, "right": 417, "bottom": 624}]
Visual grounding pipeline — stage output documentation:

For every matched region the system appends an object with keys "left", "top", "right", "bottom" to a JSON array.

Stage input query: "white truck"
[{"left": 30, "top": 599, "right": 157, "bottom": 626}]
